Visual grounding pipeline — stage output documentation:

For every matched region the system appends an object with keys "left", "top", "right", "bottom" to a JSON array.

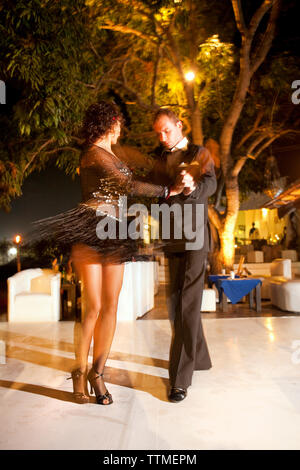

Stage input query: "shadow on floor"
[{"left": 0, "top": 329, "right": 170, "bottom": 402}]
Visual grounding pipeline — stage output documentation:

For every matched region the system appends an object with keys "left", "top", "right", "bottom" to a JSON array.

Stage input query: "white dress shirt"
[{"left": 170, "top": 137, "right": 189, "bottom": 152}]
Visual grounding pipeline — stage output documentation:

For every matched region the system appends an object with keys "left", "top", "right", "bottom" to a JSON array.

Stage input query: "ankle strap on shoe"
[
  {"left": 93, "top": 372, "right": 104, "bottom": 379},
  {"left": 67, "top": 368, "right": 86, "bottom": 380}
]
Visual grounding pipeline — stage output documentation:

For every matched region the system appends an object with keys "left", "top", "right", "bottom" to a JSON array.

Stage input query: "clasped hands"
[{"left": 169, "top": 170, "right": 196, "bottom": 197}]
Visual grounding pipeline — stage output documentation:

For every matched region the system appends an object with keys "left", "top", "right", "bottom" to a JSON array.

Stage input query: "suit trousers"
[{"left": 166, "top": 250, "right": 212, "bottom": 388}]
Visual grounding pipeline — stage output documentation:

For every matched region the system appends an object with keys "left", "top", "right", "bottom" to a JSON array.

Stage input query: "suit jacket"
[{"left": 153, "top": 143, "right": 217, "bottom": 253}]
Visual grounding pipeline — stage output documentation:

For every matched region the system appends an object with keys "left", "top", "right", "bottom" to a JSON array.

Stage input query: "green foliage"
[{"left": 0, "top": 0, "right": 100, "bottom": 209}]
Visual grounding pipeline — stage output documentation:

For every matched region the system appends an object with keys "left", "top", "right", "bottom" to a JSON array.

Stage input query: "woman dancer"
[{"left": 67, "top": 101, "right": 184, "bottom": 405}]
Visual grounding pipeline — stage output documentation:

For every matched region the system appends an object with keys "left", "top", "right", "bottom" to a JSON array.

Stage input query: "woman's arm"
[{"left": 93, "top": 147, "right": 183, "bottom": 198}]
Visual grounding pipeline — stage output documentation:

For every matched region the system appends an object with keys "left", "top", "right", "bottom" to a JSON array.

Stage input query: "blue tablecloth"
[
  {"left": 208, "top": 276, "right": 261, "bottom": 304},
  {"left": 208, "top": 275, "right": 237, "bottom": 283}
]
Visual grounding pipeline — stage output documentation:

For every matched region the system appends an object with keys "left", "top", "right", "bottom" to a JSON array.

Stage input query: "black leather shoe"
[{"left": 168, "top": 387, "right": 187, "bottom": 403}]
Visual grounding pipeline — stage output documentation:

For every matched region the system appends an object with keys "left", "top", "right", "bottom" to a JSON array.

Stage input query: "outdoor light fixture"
[
  {"left": 13, "top": 234, "right": 22, "bottom": 272},
  {"left": 14, "top": 235, "right": 22, "bottom": 244},
  {"left": 185, "top": 71, "right": 195, "bottom": 82}
]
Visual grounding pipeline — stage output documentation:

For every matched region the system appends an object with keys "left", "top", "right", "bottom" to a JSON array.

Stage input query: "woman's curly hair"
[{"left": 81, "top": 101, "right": 124, "bottom": 145}]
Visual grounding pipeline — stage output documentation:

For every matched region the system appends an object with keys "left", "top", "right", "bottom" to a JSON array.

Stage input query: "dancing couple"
[{"left": 67, "top": 101, "right": 216, "bottom": 405}]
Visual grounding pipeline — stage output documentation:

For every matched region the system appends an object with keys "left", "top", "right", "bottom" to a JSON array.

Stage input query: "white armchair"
[
  {"left": 7, "top": 268, "right": 61, "bottom": 322},
  {"left": 270, "top": 279, "right": 300, "bottom": 313},
  {"left": 249, "top": 258, "right": 292, "bottom": 299}
]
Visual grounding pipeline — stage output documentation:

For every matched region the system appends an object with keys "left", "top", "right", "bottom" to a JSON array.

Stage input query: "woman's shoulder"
[{"left": 80, "top": 144, "right": 107, "bottom": 168}]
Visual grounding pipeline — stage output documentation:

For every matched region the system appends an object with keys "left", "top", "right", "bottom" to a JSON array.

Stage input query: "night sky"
[{"left": 0, "top": 165, "right": 81, "bottom": 240}]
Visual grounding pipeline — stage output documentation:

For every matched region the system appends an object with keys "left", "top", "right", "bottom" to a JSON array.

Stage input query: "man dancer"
[{"left": 153, "top": 108, "right": 217, "bottom": 402}]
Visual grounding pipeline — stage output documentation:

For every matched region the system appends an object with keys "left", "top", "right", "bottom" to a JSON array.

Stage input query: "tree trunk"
[
  {"left": 191, "top": 108, "right": 203, "bottom": 145},
  {"left": 219, "top": 173, "right": 240, "bottom": 269}
]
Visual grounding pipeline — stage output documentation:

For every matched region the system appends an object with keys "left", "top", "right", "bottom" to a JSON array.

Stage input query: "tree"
[
  {"left": 0, "top": 0, "right": 98, "bottom": 210},
  {"left": 1, "top": 0, "right": 299, "bottom": 269},
  {"left": 86, "top": 0, "right": 299, "bottom": 268}
]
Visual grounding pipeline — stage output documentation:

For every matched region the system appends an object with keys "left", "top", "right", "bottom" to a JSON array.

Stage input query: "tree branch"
[
  {"left": 247, "top": 132, "right": 271, "bottom": 154},
  {"left": 208, "top": 204, "right": 223, "bottom": 232},
  {"left": 98, "top": 23, "right": 158, "bottom": 45},
  {"left": 250, "top": 0, "right": 281, "bottom": 75},
  {"left": 235, "top": 109, "right": 264, "bottom": 149},
  {"left": 232, "top": 0, "right": 247, "bottom": 35},
  {"left": 232, "top": 156, "right": 248, "bottom": 177},
  {"left": 220, "top": 0, "right": 281, "bottom": 166},
  {"left": 252, "top": 129, "right": 300, "bottom": 158},
  {"left": 43, "top": 146, "right": 80, "bottom": 156},
  {"left": 22, "top": 138, "right": 55, "bottom": 175},
  {"left": 101, "top": 78, "right": 154, "bottom": 111},
  {"left": 151, "top": 43, "right": 163, "bottom": 107},
  {"left": 248, "top": 0, "right": 273, "bottom": 40}
]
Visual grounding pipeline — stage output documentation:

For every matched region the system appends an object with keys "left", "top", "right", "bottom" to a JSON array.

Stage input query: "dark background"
[{"left": 0, "top": 165, "right": 81, "bottom": 240}]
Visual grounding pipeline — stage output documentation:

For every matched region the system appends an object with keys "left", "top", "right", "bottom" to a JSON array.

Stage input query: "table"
[{"left": 208, "top": 275, "right": 262, "bottom": 313}]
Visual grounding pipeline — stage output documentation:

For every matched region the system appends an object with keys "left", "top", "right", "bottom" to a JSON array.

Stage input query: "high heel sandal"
[
  {"left": 87, "top": 367, "right": 113, "bottom": 405},
  {"left": 67, "top": 368, "right": 90, "bottom": 404}
]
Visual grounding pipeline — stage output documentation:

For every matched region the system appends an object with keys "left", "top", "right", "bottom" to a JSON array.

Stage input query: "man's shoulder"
[
  {"left": 152, "top": 144, "right": 166, "bottom": 159},
  {"left": 188, "top": 142, "right": 203, "bottom": 150},
  {"left": 186, "top": 143, "right": 214, "bottom": 168}
]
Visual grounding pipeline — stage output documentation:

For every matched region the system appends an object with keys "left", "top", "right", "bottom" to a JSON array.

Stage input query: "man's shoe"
[{"left": 168, "top": 387, "right": 187, "bottom": 403}]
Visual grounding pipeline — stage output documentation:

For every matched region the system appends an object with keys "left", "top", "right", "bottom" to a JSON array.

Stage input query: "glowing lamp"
[
  {"left": 185, "top": 71, "right": 195, "bottom": 82},
  {"left": 8, "top": 247, "right": 17, "bottom": 256},
  {"left": 14, "top": 235, "right": 22, "bottom": 244}
]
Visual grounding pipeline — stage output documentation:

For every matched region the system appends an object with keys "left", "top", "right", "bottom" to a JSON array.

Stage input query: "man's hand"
[
  {"left": 168, "top": 170, "right": 197, "bottom": 197},
  {"left": 181, "top": 170, "right": 196, "bottom": 195},
  {"left": 169, "top": 173, "right": 185, "bottom": 196}
]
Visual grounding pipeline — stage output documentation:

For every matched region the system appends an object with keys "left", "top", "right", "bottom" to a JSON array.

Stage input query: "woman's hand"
[
  {"left": 181, "top": 170, "right": 196, "bottom": 195},
  {"left": 168, "top": 170, "right": 197, "bottom": 197},
  {"left": 169, "top": 173, "right": 185, "bottom": 196}
]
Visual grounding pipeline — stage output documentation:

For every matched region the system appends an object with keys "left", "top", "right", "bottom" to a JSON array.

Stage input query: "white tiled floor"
[{"left": 1, "top": 316, "right": 300, "bottom": 450}]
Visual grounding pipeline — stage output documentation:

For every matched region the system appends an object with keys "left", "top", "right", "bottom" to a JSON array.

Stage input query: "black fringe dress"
[{"left": 30, "top": 145, "right": 166, "bottom": 264}]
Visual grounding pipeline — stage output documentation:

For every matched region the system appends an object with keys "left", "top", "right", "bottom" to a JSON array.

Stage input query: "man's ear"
[{"left": 176, "top": 120, "right": 183, "bottom": 129}]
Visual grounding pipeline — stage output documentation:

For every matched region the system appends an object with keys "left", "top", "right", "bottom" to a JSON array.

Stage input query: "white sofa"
[
  {"left": 233, "top": 258, "right": 292, "bottom": 300},
  {"left": 7, "top": 268, "right": 61, "bottom": 322},
  {"left": 270, "top": 279, "right": 300, "bottom": 313},
  {"left": 251, "top": 258, "right": 292, "bottom": 299}
]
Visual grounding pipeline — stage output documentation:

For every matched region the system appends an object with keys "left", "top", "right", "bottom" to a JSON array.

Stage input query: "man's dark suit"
[{"left": 154, "top": 142, "right": 217, "bottom": 389}]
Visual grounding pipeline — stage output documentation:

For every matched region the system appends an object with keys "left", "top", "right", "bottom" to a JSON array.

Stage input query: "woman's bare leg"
[
  {"left": 76, "top": 263, "right": 102, "bottom": 370},
  {"left": 71, "top": 244, "right": 103, "bottom": 397},
  {"left": 91, "top": 263, "right": 124, "bottom": 398}
]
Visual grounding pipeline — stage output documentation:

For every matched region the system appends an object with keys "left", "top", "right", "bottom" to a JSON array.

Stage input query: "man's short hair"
[{"left": 153, "top": 108, "right": 180, "bottom": 125}]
